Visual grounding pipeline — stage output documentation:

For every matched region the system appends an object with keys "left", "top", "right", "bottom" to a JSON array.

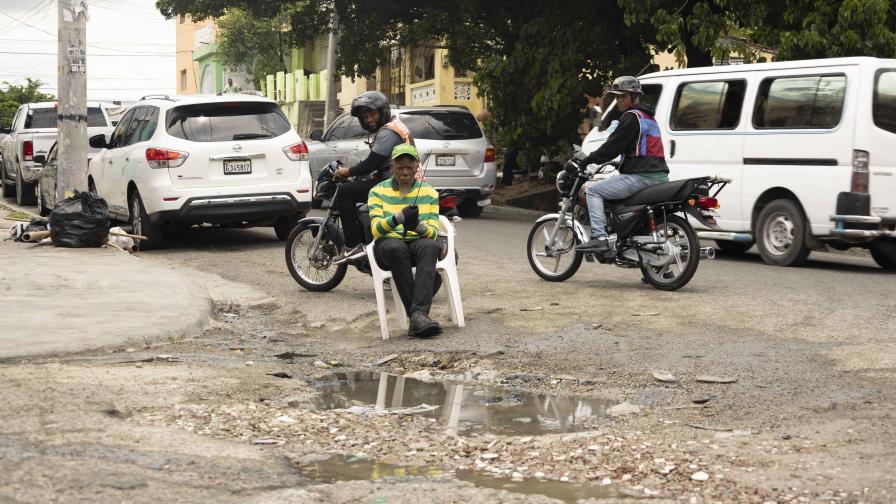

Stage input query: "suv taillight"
[
  {"left": 283, "top": 142, "right": 309, "bottom": 161},
  {"left": 23, "top": 141, "right": 33, "bottom": 161},
  {"left": 146, "top": 148, "right": 189, "bottom": 168},
  {"left": 851, "top": 150, "right": 869, "bottom": 193},
  {"left": 484, "top": 147, "right": 495, "bottom": 163}
]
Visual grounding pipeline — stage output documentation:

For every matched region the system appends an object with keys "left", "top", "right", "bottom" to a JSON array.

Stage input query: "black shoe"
[
  {"left": 408, "top": 311, "right": 442, "bottom": 338},
  {"left": 333, "top": 244, "right": 365, "bottom": 264},
  {"left": 575, "top": 236, "right": 610, "bottom": 253}
]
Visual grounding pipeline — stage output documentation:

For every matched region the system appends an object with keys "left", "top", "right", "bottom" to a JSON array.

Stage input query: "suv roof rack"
[{"left": 140, "top": 94, "right": 174, "bottom": 101}]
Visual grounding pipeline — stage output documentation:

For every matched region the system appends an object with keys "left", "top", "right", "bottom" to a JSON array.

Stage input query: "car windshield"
[
  {"left": 25, "top": 107, "right": 107, "bottom": 128},
  {"left": 165, "top": 102, "right": 292, "bottom": 142},
  {"left": 401, "top": 110, "right": 484, "bottom": 140}
]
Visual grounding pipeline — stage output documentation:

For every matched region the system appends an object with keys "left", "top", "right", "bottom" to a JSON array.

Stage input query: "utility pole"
[
  {"left": 57, "top": 0, "right": 88, "bottom": 203},
  {"left": 323, "top": 15, "right": 339, "bottom": 128}
]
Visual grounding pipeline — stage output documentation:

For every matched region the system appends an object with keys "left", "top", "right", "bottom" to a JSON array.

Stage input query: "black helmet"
[
  {"left": 607, "top": 76, "right": 642, "bottom": 96},
  {"left": 350, "top": 91, "right": 390, "bottom": 132}
]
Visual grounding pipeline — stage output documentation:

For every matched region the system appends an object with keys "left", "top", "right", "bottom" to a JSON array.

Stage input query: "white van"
[{"left": 583, "top": 57, "right": 896, "bottom": 269}]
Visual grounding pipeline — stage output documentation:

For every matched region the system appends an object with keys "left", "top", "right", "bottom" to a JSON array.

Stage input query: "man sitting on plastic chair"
[{"left": 368, "top": 144, "right": 443, "bottom": 338}]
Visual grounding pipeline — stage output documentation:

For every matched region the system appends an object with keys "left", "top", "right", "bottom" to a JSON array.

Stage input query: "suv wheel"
[
  {"left": 36, "top": 179, "right": 50, "bottom": 217},
  {"left": 458, "top": 199, "right": 484, "bottom": 218},
  {"left": 274, "top": 215, "right": 303, "bottom": 241},
  {"left": 130, "top": 190, "right": 163, "bottom": 250},
  {"left": 0, "top": 162, "right": 14, "bottom": 198},
  {"left": 16, "top": 167, "right": 36, "bottom": 206}
]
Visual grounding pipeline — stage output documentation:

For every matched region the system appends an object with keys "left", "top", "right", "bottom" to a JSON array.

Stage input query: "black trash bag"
[
  {"left": 49, "top": 190, "right": 110, "bottom": 248},
  {"left": 25, "top": 216, "right": 49, "bottom": 233}
]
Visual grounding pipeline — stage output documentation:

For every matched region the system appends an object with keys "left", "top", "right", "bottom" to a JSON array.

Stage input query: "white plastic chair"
[{"left": 365, "top": 214, "right": 465, "bottom": 340}]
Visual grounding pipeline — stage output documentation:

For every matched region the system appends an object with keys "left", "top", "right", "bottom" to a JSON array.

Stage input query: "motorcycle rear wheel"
[
  {"left": 285, "top": 222, "right": 348, "bottom": 291},
  {"left": 527, "top": 216, "right": 583, "bottom": 282},
  {"left": 639, "top": 214, "right": 699, "bottom": 291}
]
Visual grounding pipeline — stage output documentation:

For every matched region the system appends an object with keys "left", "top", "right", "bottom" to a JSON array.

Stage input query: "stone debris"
[
  {"left": 695, "top": 375, "right": 738, "bottom": 384},
  {"left": 652, "top": 370, "right": 678, "bottom": 383},
  {"left": 607, "top": 402, "right": 642, "bottom": 417},
  {"left": 691, "top": 471, "right": 710, "bottom": 482},
  {"left": 313, "top": 360, "right": 331, "bottom": 369},
  {"left": 519, "top": 306, "right": 543, "bottom": 312},
  {"left": 372, "top": 353, "right": 400, "bottom": 366}
]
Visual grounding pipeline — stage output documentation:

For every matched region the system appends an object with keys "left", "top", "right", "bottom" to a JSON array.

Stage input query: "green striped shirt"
[{"left": 368, "top": 178, "right": 439, "bottom": 241}]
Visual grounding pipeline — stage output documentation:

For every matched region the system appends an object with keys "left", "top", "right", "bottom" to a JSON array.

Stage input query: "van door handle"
[{"left": 669, "top": 140, "right": 676, "bottom": 158}]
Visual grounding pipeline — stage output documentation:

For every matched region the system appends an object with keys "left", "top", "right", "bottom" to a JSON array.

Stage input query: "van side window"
[
  {"left": 873, "top": 70, "right": 896, "bottom": 134},
  {"left": 671, "top": 80, "right": 746, "bottom": 130},
  {"left": 600, "top": 84, "right": 663, "bottom": 131},
  {"left": 753, "top": 75, "right": 846, "bottom": 129}
]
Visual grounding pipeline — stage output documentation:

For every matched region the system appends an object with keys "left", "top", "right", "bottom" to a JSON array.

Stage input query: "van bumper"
[{"left": 830, "top": 191, "right": 896, "bottom": 239}]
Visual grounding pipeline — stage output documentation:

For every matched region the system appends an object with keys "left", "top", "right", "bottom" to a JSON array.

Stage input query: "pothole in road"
[
  {"left": 293, "top": 453, "right": 615, "bottom": 503},
  {"left": 307, "top": 371, "right": 615, "bottom": 436}
]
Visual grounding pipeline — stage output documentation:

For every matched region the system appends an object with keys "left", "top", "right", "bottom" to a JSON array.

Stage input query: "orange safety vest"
[{"left": 374, "top": 117, "right": 424, "bottom": 180}]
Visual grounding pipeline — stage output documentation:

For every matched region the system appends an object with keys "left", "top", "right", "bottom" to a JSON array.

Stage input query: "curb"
[{"left": 482, "top": 204, "right": 545, "bottom": 220}]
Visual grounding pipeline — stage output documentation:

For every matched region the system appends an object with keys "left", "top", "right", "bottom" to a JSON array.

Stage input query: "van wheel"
[
  {"left": 130, "top": 190, "right": 163, "bottom": 250},
  {"left": 459, "top": 199, "right": 484, "bottom": 218},
  {"left": 870, "top": 239, "right": 896, "bottom": 270},
  {"left": 715, "top": 240, "right": 753, "bottom": 254},
  {"left": 755, "top": 199, "right": 810, "bottom": 266},
  {"left": 16, "top": 168, "right": 36, "bottom": 206}
]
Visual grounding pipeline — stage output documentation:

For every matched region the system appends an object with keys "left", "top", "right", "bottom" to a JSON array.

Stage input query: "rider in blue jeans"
[{"left": 575, "top": 76, "right": 670, "bottom": 254}]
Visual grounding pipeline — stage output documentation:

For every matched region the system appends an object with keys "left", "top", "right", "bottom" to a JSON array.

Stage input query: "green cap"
[{"left": 391, "top": 143, "right": 420, "bottom": 160}]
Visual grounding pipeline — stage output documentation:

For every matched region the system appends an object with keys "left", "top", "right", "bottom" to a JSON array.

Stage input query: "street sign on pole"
[{"left": 57, "top": 0, "right": 88, "bottom": 203}]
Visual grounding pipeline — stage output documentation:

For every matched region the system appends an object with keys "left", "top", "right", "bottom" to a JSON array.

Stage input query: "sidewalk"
[{"left": 0, "top": 239, "right": 211, "bottom": 359}]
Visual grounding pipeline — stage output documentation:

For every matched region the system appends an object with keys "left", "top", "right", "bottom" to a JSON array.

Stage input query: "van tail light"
[
  {"left": 284, "top": 142, "right": 309, "bottom": 161},
  {"left": 146, "top": 148, "right": 189, "bottom": 168},
  {"left": 23, "top": 141, "right": 33, "bottom": 161},
  {"left": 851, "top": 150, "right": 869, "bottom": 193},
  {"left": 697, "top": 196, "right": 720, "bottom": 210},
  {"left": 484, "top": 147, "right": 496, "bottom": 163}
]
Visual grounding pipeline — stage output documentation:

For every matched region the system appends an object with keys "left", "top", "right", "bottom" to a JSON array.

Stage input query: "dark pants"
[
  {"left": 374, "top": 238, "right": 441, "bottom": 316},
  {"left": 335, "top": 178, "right": 379, "bottom": 247}
]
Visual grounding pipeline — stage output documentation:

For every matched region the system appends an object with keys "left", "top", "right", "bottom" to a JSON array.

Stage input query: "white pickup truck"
[{"left": 0, "top": 101, "right": 115, "bottom": 205}]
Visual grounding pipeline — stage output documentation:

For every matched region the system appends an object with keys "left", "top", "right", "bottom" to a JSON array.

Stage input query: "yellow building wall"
[{"left": 175, "top": 16, "right": 216, "bottom": 95}]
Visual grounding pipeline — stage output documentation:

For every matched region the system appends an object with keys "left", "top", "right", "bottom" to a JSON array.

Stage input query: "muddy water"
[
  {"left": 294, "top": 454, "right": 615, "bottom": 503},
  {"left": 308, "top": 372, "right": 614, "bottom": 436}
]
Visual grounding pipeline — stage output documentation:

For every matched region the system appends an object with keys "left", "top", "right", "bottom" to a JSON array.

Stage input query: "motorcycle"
[
  {"left": 526, "top": 150, "right": 730, "bottom": 291},
  {"left": 286, "top": 163, "right": 462, "bottom": 292}
]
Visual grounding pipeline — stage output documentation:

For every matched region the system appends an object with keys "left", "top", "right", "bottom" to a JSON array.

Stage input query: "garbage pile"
[{"left": 6, "top": 191, "right": 143, "bottom": 253}]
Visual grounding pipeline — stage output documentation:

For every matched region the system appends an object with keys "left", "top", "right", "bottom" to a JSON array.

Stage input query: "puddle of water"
[
  {"left": 293, "top": 454, "right": 614, "bottom": 503},
  {"left": 307, "top": 372, "right": 614, "bottom": 436}
]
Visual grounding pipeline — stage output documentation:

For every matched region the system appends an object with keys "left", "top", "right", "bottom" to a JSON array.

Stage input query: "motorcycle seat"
[{"left": 622, "top": 179, "right": 693, "bottom": 206}]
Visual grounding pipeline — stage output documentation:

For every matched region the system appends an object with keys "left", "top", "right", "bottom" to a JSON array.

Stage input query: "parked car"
[
  {"left": 306, "top": 106, "right": 497, "bottom": 217},
  {"left": 0, "top": 102, "right": 114, "bottom": 205},
  {"left": 582, "top": 56, "right": 896, "bottom": 269},
  {"left": 86, "top": 94, "right": 312, "bottom": 249}
]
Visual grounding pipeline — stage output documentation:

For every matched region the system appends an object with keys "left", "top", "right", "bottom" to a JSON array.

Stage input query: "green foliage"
[
  {"left": 216, "top": 8, "right": 289, "bottom": 85},
  {"left": 0, "top": 78, "right": 54, "bottom": 128}
]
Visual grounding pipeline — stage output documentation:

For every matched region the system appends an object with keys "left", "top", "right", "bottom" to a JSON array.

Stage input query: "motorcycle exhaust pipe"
[{"left": 699, "top": 246, "right": 716, "bottom": 260}]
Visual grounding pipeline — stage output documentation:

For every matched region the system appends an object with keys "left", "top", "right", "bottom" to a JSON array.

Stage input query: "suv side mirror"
[
  {"left": 309, "top": 129, "right": 323, "bottom": 142},
  {"left": 89, "top": 134, "right": 108, "bottom": 149},
  {"left": 0, "top": 126, "right": 10, "bottom": 134},
  {"left": 33, "top": 154, "right": 46, "bottom": 165}
]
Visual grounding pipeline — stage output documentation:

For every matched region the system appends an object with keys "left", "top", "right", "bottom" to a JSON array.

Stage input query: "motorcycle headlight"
[{"left": 556, "top": 170, "right": 574, "bottom": 195}]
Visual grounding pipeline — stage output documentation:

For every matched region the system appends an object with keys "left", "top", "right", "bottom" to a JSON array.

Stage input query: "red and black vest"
[{"left": 620, "top": 108, "right": 669, "bottom": 175}]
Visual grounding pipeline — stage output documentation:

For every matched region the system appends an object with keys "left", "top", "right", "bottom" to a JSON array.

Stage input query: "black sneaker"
[
  {"left": 333, "top": 244, "right": 365, "bottom": 264},
  {"left": 408, "top": 311, "right": 442, "bottom": 338},
  {"left": 575, "top": 236, "right": 610, "bottom": 253}
]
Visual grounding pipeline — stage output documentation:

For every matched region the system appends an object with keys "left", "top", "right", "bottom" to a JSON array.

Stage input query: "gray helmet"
[
  {"left": 350, "top": 91, "right": 390, "bottom": 132},
  {"left": 607, "top": 76, "right": 642, "bottom": 96}
]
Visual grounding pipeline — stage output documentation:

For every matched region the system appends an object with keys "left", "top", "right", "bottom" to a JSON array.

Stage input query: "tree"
[
  {"left": 216, "top": 8, "right": 290, "bottom": 86},
  {"left": 0, "top": 78, "right": 54, "bottom": 128}
]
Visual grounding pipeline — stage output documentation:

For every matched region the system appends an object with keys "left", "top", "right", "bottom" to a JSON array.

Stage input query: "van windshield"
[{"left": 874, "top": 70, "right": 896, "bottom": 134}]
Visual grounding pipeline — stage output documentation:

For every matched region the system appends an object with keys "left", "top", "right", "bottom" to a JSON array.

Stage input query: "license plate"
[
  {"left": 435, "top": 155, "right": 455, "bottom": 167},
  {"left": 223, "top": 159, "right": 251, "bottom": 175}
]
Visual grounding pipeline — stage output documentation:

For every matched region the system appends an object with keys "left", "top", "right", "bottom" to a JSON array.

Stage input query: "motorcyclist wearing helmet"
[
  {"left": 574, "top": 76, "right": 670, "bottom": 253},
  {"left": 332, "top": 91, "right": 414, "bottom": 263}
]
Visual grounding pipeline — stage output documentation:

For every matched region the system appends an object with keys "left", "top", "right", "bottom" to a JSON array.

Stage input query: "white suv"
[{"left": 88, "top": 94, "right": 312, "bottom": 248}]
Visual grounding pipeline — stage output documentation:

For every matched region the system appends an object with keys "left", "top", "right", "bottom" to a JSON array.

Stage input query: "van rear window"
[
  {"left": 874, "top": 70, "right": 896, "bottom": 134},
  {"left": 166, "top": 102, "right": 292, "bottom": 142},
  {"left": 24, "top": 107, "right": 107, "bottom": 128},
  {"left": 753, "top": 75, "right": 846, "bottom": 129},
  {"left": 401, "top": 111, "right": 483, "bottom": 140}
]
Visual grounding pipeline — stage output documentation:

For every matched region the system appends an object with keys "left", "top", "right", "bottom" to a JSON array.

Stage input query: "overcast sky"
[{"left": 0, "top": 0, "right": 176, "bottom": 102}]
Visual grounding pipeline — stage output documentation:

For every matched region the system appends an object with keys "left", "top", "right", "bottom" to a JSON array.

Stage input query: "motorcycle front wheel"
[
  {"left": 285, "top": 222, "right": 348, "bottom": 292},
  {"left": 527, "top": 216, "right": 583, "bottom": 282},
  {"left": 639, "top": 214, "right": 699, "bottom": 291}
]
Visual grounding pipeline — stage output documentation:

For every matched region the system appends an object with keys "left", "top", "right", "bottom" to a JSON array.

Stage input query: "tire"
[
  {"left": 36, "top": 179, "right": 50, "bottom": 217},
  {"left": 458, "top": 199, "right": 484, "bottom": 218},
  {"left": 0, "top": 161, "right": 14, "bottom": 198},
  {"left": 870, "top": 239, "right": 896, "bottom": 271},
  {"left": 129, "top": 190, "right": 163, "bottom": 250},
  {"left": 15, "top": 167, "right": 36, "bottom": 206},
  {"left": 274, "top": 215, "right": 303, "bottom": 241},
  {"left": 714, "top": 239, "right": 753, "bottom": 254},
  {"left": 639, "top": 214, "right": 700, "bottom": 291},
  {"left": 285, "top": 221, "right": 347, "bottom": 291},
  {"left": 755, "top": 199, "right": 810, "bottom": 267},
  {"left": 526, "top": 216, "right": 583, "bottom": 282}
]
